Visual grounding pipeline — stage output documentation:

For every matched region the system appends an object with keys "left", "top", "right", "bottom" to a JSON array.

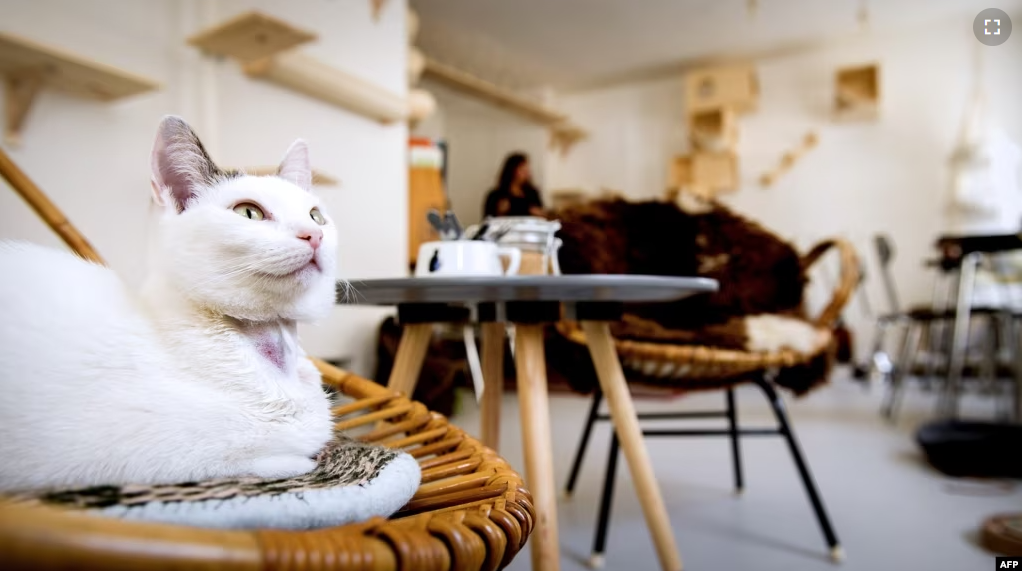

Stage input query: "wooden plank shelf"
[
  {"left": 0, "top": 31, "right": 158, "bottom": 144},
  {"left": 669, "top": 151, "right": 739, "bottom": 200},
  {"left": 421, "top": 56, "right": 588, "bottom": 156},
  {"left": 187, "top": 11, "right": 316, "bottom": 63},
  {"left": 422, "top": 57, "right": 567, "bottom": 126},
  {"left": 188, "top": 11, "right": 407, "bottom": 124}
]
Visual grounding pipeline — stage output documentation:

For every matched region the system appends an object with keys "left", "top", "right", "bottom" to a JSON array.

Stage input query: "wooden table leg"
[
  {"left": 582, "top": 321, "right": 683, "bottom": 571},
  {"left": 514, "top": 324, "right": 561, "bottom": 571},
  {"left": 386, "top": 323, "right": 433, "bottom": 396},
  {"left": 480, "top": 322, "right": 505, "bottom": 450}
]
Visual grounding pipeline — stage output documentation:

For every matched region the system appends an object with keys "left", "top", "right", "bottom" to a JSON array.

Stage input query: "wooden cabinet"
[{"left": 408, "top": 138, "right": 447, "bottom": 267}]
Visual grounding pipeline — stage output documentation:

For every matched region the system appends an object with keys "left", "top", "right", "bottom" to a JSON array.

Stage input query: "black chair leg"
[
  {"left": 726, "top": 387, "right": 744, "bottom": 493},
  {"left": 590, "top": 430, "right": 620, "bottom": 568},
  {"left": 564, "top": 387, "right": 604, "bottom": 497},
  {"left": 753, "top": 376, "right": 843, "bottom": 562}
]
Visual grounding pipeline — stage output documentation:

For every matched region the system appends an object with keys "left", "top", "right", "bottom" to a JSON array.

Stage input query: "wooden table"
[{"left": 343, "top": 275, "right": 717, "bottom": 571}]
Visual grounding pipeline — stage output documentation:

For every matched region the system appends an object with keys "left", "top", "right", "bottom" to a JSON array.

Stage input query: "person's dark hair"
[{"left": 496, "top": 153, "right": 530, "bottom": 194}]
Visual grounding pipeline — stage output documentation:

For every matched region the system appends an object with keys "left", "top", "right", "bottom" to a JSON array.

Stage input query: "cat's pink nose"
[{"left": 297, "top": 228, "right": 322, "bottom": 250}]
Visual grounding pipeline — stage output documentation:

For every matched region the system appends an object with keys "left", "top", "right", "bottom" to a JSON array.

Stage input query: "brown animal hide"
[
  {"left": 556, "top": 199, "right": 807, "bottom": 332},
  {"left": 553, "top": 198, "right": 832, "bottom": 395}
]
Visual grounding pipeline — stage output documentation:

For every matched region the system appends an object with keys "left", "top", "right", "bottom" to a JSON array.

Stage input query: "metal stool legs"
[
  {"left": 590, "top": 431, "right": 620, "bottom": 568},
  {"left": 881, "top": 321, "right": 924, "bottom": 420},
  {"left": 752, "top": 377, "right": 843, "bottom": 562},
  {"left": 726, "top": 387, "right": 744, "bottom": 493},
  {"left": 571, "top": 381, "right": 841, "bottom": 565},
  {"left": 564, "top": 388, "right": 604, "bottom": 498}
]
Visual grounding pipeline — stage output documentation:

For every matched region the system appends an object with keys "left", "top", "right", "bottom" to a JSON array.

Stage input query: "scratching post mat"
[{"left": 11, "top": 435, "right": 421, "bottom": 530}]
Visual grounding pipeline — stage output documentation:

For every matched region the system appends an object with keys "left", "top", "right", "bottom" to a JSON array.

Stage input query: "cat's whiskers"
[
  {"left": 180, "top": 258, "right": 271, "bottom": 293},
  {"left": 337, "top": 279, "right": 359, "bottom": 303}
]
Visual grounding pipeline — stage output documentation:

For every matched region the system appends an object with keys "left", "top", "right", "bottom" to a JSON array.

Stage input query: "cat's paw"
[{"left": 248, "top": 455, "right": 317, "bottom": 480}]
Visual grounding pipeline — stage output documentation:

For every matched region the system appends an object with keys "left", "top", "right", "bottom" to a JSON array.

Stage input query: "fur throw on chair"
[{"left": 552, "top": 198, "right": 834, "bottom": 395}]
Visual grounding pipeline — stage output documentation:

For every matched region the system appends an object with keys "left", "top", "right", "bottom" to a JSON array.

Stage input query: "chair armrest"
[{"left": 801, "top": 238, "right": 861, "bottom": 329}]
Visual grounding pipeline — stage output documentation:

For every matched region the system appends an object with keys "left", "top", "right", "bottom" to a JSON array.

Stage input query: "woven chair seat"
[
  {"left": 557, "top": 320, "right": 832, "bottom": 384},
  {"left": 556, "top": 238, "right": 858, "bottom": 388},
  {"left": 0, "top": 362, "right": 534, "bottom": 571}
]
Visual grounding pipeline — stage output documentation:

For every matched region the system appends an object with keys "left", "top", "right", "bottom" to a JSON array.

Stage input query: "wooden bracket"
[
  {"left": 549, "top": 123, "right": 588, "bottom": 157},
  {"left": 4, "top": 72, "right": 43, "bottom": 146}
]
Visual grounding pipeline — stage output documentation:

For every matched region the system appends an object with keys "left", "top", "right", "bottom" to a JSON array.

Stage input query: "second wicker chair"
[{"left": 557, "top": 238, "right": 859, "bottom": 566}]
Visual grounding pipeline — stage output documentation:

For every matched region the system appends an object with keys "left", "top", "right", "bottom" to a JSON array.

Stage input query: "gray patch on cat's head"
[
  {"left": 170, "top": 121, "right": 241, "bottom": 185},
  {"left": 153, "top": 116, "right": 242, "bottom": 213}
]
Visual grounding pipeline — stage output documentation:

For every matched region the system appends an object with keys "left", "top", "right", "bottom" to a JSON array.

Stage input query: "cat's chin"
[
  {"left": 180, "top": 269, "right": 335, "bottom": 323},
  {"left": 266, "top": 271, "right": 337, "bottom": 322}
]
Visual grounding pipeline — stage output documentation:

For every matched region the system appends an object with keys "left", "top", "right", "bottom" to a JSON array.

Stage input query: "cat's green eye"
[
  {"left": 310, "top": 208, "right": 326, "bottom": 225},
  {"left": 233, "top": 202, "right": 265, "bottom": 221}
]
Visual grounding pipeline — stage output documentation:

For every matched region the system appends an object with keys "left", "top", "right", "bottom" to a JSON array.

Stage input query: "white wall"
[
  {"left": 551, "top": 14, "right": 1022, "bottom": 353},
  {"left": 414, "top": 81, "right": 549, "bottom": 227},
  {"left": 0, "top": 0, "right": 409, "bottom": 376}
]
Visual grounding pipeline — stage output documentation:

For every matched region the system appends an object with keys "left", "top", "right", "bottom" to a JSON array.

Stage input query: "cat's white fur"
[
  {"left": 744, "top": 314, "right": 823, "bottom": 354},
  {"left": 0, "top": 116, "right": 337, "bottom": 492}
]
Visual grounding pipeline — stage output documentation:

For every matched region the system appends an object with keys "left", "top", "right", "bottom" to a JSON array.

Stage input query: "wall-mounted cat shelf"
[
  {"left": 669, "top": 151, "right": 739, "bottom": 200},
  {"left": 233, "top": 166, "right": 338, "bottom": 186},
  {"left": 0, "top": 32, "right": 158, "bottom": 146},
  {"left": 758, "top": 131, "right": 818, "bottom": 187},
  {"left": 421, "top": 56, "right": 588, "bottom": 155},
  {"left": 188, "top": 12, "right": 427, "bottom": 124},
  {"left": 422, "top": 57, "right": 565, "bottom": 125},
  {"left": 834, "top": 63, "right": 879, "bottom": 121},
  {"left": 549, "top": 122, "right": 588, "bottom": 157}
]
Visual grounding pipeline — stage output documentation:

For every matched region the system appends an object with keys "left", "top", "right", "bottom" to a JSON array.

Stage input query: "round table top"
[{"left": 341, "top": 274, "right": 718, "bottom": 305}]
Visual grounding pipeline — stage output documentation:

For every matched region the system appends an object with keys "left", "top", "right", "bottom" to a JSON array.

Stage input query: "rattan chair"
[
  {"left": 556, "top": 238, "right": 859, "bottom": 566},
  {"left": 0, "top": 147, "right": 534, "bottom": 571}
]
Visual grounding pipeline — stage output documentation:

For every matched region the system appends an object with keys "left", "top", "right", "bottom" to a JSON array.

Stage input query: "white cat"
[{"left": 0, "top": 116, "right": 337, "bottom": 492}]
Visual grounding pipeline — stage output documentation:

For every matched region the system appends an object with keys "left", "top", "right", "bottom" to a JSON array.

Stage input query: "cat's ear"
[
  {"left": 276, "top": 139, "right": 312, "bottom": 191},
  {"left": 150, "top": 115, "right": 223, "bottom": 212}
]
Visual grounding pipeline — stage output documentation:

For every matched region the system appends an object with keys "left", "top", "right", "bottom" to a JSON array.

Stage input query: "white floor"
[{"left": 447, "top": 371, "right": 1020, "bottom": 571}]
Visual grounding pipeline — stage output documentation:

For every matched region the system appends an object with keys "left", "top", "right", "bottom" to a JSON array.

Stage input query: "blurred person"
[{"left": 483, "top": 153, "right": 544, "bottom": 218}]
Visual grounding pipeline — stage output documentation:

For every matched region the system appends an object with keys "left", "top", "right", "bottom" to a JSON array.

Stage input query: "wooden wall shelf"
[
  {"left": 235, "top": 166, "right": 338, "bottom": 186},
  {"left": 422, "top": 57, "right": 566, "bottom": 126},
  {"left": 688, "top": 107, "right": 737, "bottom": 151},
  {"left": 421, "top": 57, "right": 588, "bottom": 156},
  {"left": 686, "top": 64, "right": 758, "bottom": 114},
  {"left": 834, "top": 63, "right": 879, "bottom": 121},
  {"left": 0, "top": 32, "right": 158, "bottom": 144},
  {"left": 188, "top": 11, "right": 316, "bottom": 63},
  {"left": 189, "top": 12, "right": 408, "bottom": 124},
  {"left": 669, "top": 151, "right": 738, "bottom": 199}
]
